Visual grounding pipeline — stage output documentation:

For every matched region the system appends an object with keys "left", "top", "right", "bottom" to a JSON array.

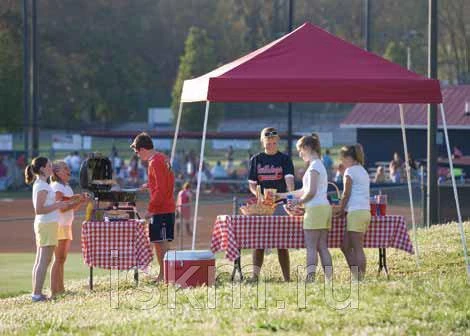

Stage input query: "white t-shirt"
[
  {"left": 302, "top": 159, "right": 329, "bottom": 207},
  {"left": 344, "top": 165, "right": 370, "bottom": 212},
  {"left": 32, "top": 179, "right": 58, "bottom": 224},
  {"left": 50, "top": 181, "right": 74, "bottom": 227}
]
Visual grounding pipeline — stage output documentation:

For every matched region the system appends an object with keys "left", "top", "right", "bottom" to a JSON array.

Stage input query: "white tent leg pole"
[
  {"left": 399, "top": 104, "right": 420, "bottom": 265},
  {"left": 439, "top": 104, "right": 470, "bottom": 280},
  {"left": 192, "top": 101, "right": 210, "bottom": 250},
  {"left": 170, "top": 101, "right": 184, "bottom": 165}
]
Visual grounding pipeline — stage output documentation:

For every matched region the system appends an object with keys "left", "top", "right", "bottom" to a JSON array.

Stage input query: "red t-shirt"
[{"left": 147, "top": 152, "right": 176, "bottom": 215}]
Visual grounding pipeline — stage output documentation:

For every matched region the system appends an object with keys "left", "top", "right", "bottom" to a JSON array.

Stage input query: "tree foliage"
[
  {"left": 0, "top": 0, "right": 468, "bottom": 131},
  {"left": 171, "top": 27, "right": 222, "bottom": 131}
]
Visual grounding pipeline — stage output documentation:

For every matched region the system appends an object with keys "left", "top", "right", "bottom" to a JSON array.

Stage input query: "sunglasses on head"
[{"left": 264, "top": 130, "right": 278, "bottom": 137}]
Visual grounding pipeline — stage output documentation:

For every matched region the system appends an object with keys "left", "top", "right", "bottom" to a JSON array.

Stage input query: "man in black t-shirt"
[{"left": 248, "top": 127, "right": 295, "bottom": 281}]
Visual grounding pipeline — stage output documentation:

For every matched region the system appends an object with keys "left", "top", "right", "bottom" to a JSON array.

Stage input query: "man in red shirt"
[{"left": 131, "top": 132, "right": 176, "bottom": 282}]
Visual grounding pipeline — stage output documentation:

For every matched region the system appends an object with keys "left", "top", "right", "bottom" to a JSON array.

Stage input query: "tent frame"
[{"left": 170, "top": 99, "right": 469, "bottom": 280}]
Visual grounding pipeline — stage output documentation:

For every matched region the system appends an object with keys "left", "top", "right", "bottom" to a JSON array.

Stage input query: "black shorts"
[{"left": 149, "top": 213, "right": 175, "bottom": 242}]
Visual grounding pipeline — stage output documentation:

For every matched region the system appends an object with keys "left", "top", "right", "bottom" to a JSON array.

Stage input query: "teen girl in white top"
[
  {"left": 333, "top": 144, "right": 371, "bottom": 281},
  {"left": 25, "top": 157, "right": 70, "bottom": 302},
  {"left": 280, "top": 133, "right": 333, "bottom": 282}
]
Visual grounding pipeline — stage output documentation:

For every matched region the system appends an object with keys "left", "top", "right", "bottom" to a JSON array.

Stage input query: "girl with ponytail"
[
  {"left": 278, "top": 133, "right": 333, "bottom": 282},
  {"left": 334, "top": 144, "right": 370, "bottom": 281},
  {"left": 24, "top": 157, "right": 71, "bottom": 302}
]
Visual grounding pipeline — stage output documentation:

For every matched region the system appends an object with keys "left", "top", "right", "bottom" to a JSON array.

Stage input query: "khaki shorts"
[
  {"left": 34, "top": 221, "right": 58, "bottom": 247},
  {"left": 57, "top": 225, "right": 73, "bottom": 241},
  {"left": 303, "top": 205, "right": 332, "bottom": 230},
  {"left": 347, "top": 210, "right": 371, "bottom": 233}
]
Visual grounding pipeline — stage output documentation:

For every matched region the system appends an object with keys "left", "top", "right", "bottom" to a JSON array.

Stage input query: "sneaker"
[
  {"left": 32, "top": 294, "right": 49, "bottom": 302},
  {"left": 305, "top": 273, "right": 316, "bottom": 283}
]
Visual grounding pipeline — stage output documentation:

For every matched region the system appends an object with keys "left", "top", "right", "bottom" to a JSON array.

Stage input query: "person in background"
[
  {"left": 279, "top": 133, "right": 332, "bottom": 282},
  {"left": 389, "top": 152, "right": 402, "bottom": 183},
  {"left": 50, "top": 161, "right": 86, "bottom": 297},
  {"left": 334, "top": 163, "right": 345, "bottom": 185},
  {"left": 128, "top": 154, "right": 140, "bottom": 186},
  {"left": 211, "top": 161, "right": 228, "bottom": 179},
  {"left": 176, "top": 182, "right": 193, "bottom": 236},
  {"left": 333, "top": 144, "right": 371, "bottom": 281},
  {"left": 322, "top": 149, "right": 333, "bottom": 181},
  {"left": 69, "top": 152, "right": 81, "bottom": 181},
  {"left": 373, "top": 166, "right": 386, "bottom": 184},
  {"left": 25, "top": 157, "right": 71, "bottom": 302},
  {"left": 112, "top": 151, "right": 123, "bottom": 176},
  {"left": 131, "top": 132, "right": 175, "bottom": 283},
  {"left": 453, "top": 146, "right": 463, "bottom": 159},
  {"left": 406, "top": 152, "right": 419, "bottom": 181},
  {"left": 248, "top": 127, "right": 295, "bottom": 281}
]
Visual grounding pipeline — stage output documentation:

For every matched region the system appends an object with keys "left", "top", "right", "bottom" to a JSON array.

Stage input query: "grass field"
[{"left": 0, "top": 222, "right": 469, "bottom": 335}]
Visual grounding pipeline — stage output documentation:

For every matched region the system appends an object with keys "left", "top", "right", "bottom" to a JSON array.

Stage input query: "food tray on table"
[
  {"left": 283, "top": 204, "right": 305, "bottom": 216},
  {"left": 240, "top": 185, "right": 277, "bottom": 216},
  {"left": 103, "top": 210, "right": 130, "bottom": 221},
  {"left": 240, "top": 203, "right": 276, "bottom": 216}
]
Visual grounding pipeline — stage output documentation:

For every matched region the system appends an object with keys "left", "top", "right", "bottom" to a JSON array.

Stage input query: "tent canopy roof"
[{"left": 181, "top": 22, "right": 442, "bottom": 104}]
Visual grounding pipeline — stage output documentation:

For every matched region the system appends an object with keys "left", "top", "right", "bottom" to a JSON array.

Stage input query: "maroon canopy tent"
[
  {"left": 173, "top": 23, "right": 467, "bottom": 277},
  {"left": 181, "top": 23, "right": 441, "bottom": 104}
]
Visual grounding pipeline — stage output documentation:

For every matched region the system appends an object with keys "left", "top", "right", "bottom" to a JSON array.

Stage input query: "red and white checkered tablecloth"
[
  {"left": 211, "top": 215, "right": 414, "bottom": 261},
  {"left": 82, "top": 220, "right": 153, "bottom": 270}
]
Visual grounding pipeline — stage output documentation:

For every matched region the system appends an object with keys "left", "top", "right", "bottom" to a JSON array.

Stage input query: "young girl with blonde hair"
[{"left": 50, "top": 161, "right": 86, "bottom": 296}]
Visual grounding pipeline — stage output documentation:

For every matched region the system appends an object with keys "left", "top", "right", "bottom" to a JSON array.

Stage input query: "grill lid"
[{"left": 79, "top": 153, "right": 114, "bottom": 191}]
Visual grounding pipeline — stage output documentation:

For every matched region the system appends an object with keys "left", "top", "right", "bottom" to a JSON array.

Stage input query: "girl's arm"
[
  {"left": 298, "top": 170, "right": 318, "bottom": 205},
  {"left": 35, "top": 190, "right": 67, "bottom": 215},
  {"left": 277, "top": 188, "right": 303, "bottom": 199},
  {"left": 284, "top": 175, "right": 295, "bottom": 192},
  {"left": 248, "top": 180, "right": 258, "bottom": 196},
  {"left": 337, "top": 175, "right": 352, "bottom": 215},
  {"left": 55, "top": 190, "right": 81, "bottom": 212}
]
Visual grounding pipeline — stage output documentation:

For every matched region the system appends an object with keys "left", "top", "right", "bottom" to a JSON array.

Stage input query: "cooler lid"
[{"left": 164, "top": 250, "right": 215, "bottom": 261}]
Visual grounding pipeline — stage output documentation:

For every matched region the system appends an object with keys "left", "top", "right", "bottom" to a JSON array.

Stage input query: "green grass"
[
  {"left": 0, "top": 253, "right": 109, "bottom": 299},
  {"left": 0, "top": 223, "right": 469, "bottom": 335}
]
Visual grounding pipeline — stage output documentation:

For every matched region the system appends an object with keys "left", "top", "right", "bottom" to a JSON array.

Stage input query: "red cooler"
[{"left": 164, "top": 250, "right": 216, "bottom": 288}]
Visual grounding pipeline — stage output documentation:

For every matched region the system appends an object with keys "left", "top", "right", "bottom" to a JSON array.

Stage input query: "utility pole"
[
  {"left": 364, "top": 0, "right": 371, "bottom": 51},
  {"left": 23, "top": 0, "right": 30, "bottom": 161},
  {"left": 427, "top": 0, "right": 438, "bottom": 226},
  {"left": 287, "top": 0, "right": 294, "bottom": 158},
  {"left": 31, "top": 0, "right": 39, "bottom": 158}
]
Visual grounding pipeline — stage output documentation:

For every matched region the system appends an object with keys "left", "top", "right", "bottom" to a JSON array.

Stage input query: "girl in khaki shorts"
[
  {"left": 333, "top": 144, "right": 371, "bottom": 281},
  {"left": 280, "top": 133, "right": 332, "bottom": 282}
]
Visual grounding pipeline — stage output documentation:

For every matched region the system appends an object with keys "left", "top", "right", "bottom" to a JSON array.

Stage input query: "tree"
[
  {"left": 171, "top": 26, "right": 222, "bottom": 131},
  {"left": 383, "top": 41, "right": 407, "bottom": 68},
  {"left": 0, "top": 29, "right": 22, "bottom": 131}
]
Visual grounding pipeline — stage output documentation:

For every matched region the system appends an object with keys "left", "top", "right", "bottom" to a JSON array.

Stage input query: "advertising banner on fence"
[
  {"left": 52, "top": 134, "right": 82, "bottom": 150},
  {"left": 0, "top": 134, "right": 13, "bottom": 151}
]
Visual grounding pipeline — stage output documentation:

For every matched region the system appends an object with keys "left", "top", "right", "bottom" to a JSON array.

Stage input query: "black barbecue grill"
[{"left": 80, "top": 153, "right": 139, "bottom": 219}]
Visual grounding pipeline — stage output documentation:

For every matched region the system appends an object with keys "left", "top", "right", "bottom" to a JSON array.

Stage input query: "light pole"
[
  {"left": 31, "top": 0, "right": 39, "bottom": 158},
  {"left": 427, "top": 0, "right": 438, "bottom": 226},
  {"left": 287, "top": 0, "right": 294, "bottom": 158},
  {"left": 23, "top": 0, "right": 29, "bottom": 160},
  {"left": 364, "top": 0, "right": 371, "bottom": 51}
]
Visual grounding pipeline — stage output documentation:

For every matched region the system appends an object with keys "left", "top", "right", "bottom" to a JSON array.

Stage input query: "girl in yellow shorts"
[
  {"left": 333, "top": 144, "right": 371, "bottom": 280},
  {"left": 25, "top": 157, "right": 71, "bottom": 302},
  {"left": 280, "top": 133, "right": 332, "bottom": 282},
  {"left": 50, "top": 161, "right": 86, "bottom": 297}
]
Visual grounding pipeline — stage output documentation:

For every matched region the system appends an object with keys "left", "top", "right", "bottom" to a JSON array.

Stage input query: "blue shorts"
[{"left": 150, "top": 213, "right": 175, "bottom": 242}]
